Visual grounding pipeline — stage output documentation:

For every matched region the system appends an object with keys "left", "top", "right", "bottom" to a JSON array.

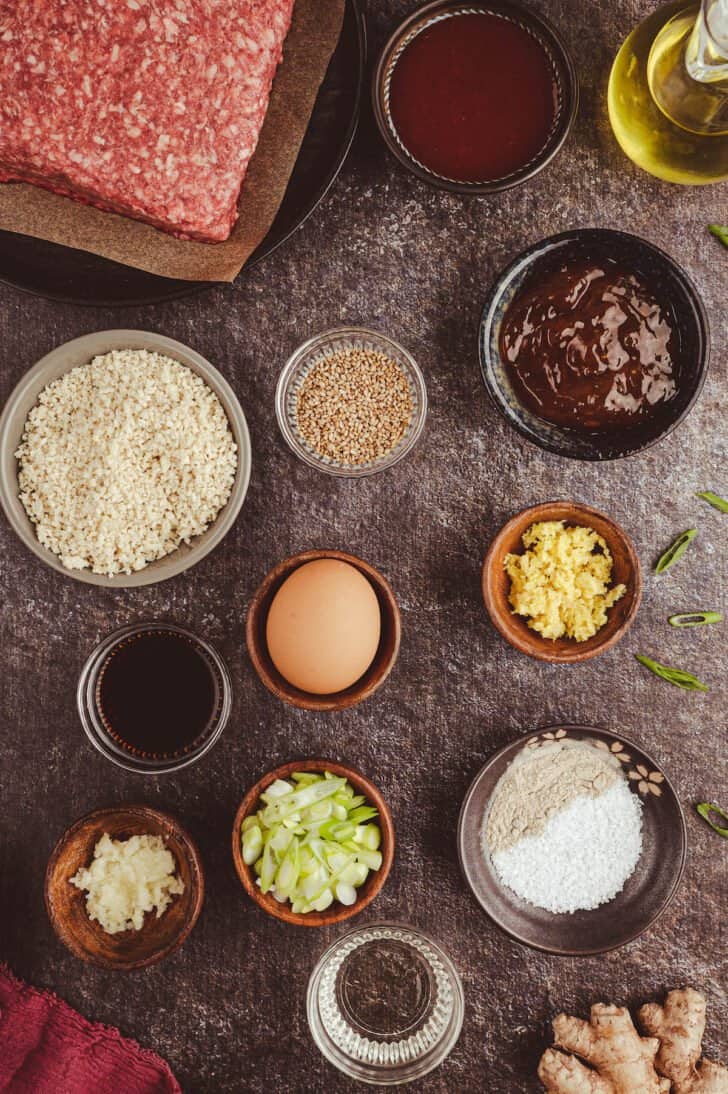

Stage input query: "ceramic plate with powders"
[{"left": 457, "top": 725, "right": 686, "bottom": 956}]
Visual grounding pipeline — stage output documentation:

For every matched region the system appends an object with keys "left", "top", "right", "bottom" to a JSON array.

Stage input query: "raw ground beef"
[{"left": 0, "top": 0, "right": 295, "bottom": 242}]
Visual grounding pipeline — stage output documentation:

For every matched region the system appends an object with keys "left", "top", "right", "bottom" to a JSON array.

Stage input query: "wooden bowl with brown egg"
[{"left": 245, "top": 549, "right": 401, "bottom": 711}]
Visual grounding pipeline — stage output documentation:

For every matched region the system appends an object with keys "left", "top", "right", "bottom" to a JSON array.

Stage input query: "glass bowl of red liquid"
[
  {"left": 77, "top": 622, "right": 232, "bottom": 774},
  {"left": 372, "top": 0, "right": 577, "bottom": 193},
  {"left": 478, "top": 229, "right": 710, "bottom": 460}
]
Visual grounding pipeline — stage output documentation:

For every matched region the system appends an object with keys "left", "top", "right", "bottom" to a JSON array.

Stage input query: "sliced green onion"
[
  {"left": 242, "top": 771, "right": 382, "bottom": 915},
  {"left": 655, "top": 529, "right": 697, "bottom": 573},
  {"left": 241, "top": 824, "right": 262, "bottom": 865},
  {"left": 312, "top": 890, "right": 334, "bottom": 912},
  {"left": 696, "top": 802, "right": 728, "bottom": 838},
  {"left": 260, "top": 779, "right": 292, "bottom": 803},
  {"left": 275, "top": 837, "right": 300, "bottom": 898},
  {"left": 635, "top": 654, "right": 709, "bottom": 692},
  {"left": 360, "top": 824, "right": 381, "bottom": 851},
  {"left": 259, "top": 840, "right": 276, "bottom": 894},
  {"left": 348, "top": 805, "right": 379, "bottom": 825},
  {"left": 260, "top": 776, "right": 346, "bottom": 826},
  {"left": 341, "top": 861, "right": 369, "bottom": 887},
  {"left": 335, "top": 883, "right": 357, "bottom": 906},
  {"left": 708, "top": 224, "right": 728, "bottom": 248},
  {"left": 696, "top": 490, "right": 728, "bottom": 513},
  {"left": 350, "top": 847, "right": 382, "bottom": 871},
  {"left": 668, "top": 611, "right": 722, "bottom": 627}
]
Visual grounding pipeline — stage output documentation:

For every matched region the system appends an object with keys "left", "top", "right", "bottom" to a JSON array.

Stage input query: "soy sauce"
[
  {"left": 96, "top": 630, "right": 220, "bottom": 759},
  {"left": 388, "top": 12, "right": 558, "bottom": 182}
]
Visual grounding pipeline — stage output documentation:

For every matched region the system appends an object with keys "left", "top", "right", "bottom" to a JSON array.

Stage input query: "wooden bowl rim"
[
  {"left": 245, "top": 549, "right": 401, "bottom": 710},
  {"left": 231, "top": 758, "right": 395, "bottom": 927},
  {"left": 45, "top": 804, "right": 205, "bottom": 970},
  {"left": 482, "top": 501, "right": 642, "bottom": 663}
]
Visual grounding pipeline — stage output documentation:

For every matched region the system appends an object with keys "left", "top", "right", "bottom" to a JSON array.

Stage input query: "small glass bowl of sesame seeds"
[{"left": 275, "top": 327, "right": 427, "bottom": 477}]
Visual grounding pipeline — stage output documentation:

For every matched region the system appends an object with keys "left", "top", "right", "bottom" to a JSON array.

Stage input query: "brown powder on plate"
[
  {"left": 295, "top": 348, "right": 413, "bottom": 466},
  {"left": 484, "top": 740, "right": 622, "bottom": 854}
]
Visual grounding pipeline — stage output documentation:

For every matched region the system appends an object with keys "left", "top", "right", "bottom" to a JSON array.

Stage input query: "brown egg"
[{"left": 265, "top": 559, "right": 381, "bottom": 694}]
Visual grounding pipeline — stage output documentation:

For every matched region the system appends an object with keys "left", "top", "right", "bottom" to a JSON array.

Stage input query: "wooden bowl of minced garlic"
[
  {"left": 482, "top": 501, "right": 641, "bottom": 663},
  {"left": 45, "top": 805, "right": 204, "bottom": 970}
]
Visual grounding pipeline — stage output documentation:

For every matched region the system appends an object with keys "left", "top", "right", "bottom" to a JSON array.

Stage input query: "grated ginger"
[
  {"left": 504, "top": 520, "right": 626, "bottom": 641},
  {"left": 70, "top": 832, "right": 184, "bottom": 935}
]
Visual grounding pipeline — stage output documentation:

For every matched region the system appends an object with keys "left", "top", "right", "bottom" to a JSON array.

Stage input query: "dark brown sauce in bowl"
[
  {"left": 96, "top": 631, "right": 221, "bottom": 760},
  {"left": 500, "top": 259, "right": 680, "bottom": 432},
  {"left": 388, "top": 11, "right": 558, "bottom": 183},
  {"left": 478, "top": 229, "right": 709, "bottom": 461},
  {"left": 78, "top": 622, "right": 231, "bottom": 773}
]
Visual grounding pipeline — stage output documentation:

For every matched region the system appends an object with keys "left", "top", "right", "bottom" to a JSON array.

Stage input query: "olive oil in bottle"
[{"left": 608, "top": 0, "right": 728, "bottom": 184}]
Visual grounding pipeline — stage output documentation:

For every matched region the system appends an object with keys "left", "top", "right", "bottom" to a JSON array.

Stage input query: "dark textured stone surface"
[{"left": 0, "top": 2, "right": 726, "bottom": 1091}]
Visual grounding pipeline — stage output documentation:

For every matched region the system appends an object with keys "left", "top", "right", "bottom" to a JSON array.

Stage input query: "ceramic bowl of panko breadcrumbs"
[
  {"left": 458, "top": 726, "right": 686, "bottom": 956},
  {"left": 0, "top": 330, "right": 251, "bottom": 587},
  {"left": 275, "top": 327, "right": 427, "bottom": 477},
  {"left": 482, "top": 501, "right": 642, "bottom": 663}
]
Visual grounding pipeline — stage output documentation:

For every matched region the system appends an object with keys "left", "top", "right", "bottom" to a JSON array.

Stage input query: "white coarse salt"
[{"left": 490, "top": 780, "right": 643, "bottom": 914}]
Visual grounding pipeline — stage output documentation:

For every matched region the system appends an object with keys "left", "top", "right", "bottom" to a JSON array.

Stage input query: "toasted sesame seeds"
[{"left": 294, "top": 348, "right": 414, "bottom": 466}]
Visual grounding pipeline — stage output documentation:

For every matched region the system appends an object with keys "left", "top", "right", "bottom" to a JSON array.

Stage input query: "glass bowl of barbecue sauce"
[
  {"left": 78, "top": 623, "right": 232, "bottom": 774},
  {"left": 372, "top": 1, "right": 577, "bottom": 192},
  {"left": 479, "top": 229, "right": 710, "bottom": 460}
]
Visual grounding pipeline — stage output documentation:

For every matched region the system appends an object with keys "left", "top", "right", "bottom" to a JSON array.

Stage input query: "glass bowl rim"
[
  {"left": 275, "top": 326, "right": 428, "bottom": 478},
  {"left": 77, "top": 620, "right": 232, "bottom": 775},
  {"left": 306, "top": 920, "right": 465, "bottom": 1083}
]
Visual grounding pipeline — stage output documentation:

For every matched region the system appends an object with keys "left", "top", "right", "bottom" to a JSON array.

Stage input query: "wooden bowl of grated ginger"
[{"left": 482, "top": 500, "right": 642, "bottom": 663}]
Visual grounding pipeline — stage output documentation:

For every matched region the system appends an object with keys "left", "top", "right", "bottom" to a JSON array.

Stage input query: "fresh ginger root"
[
  {"left": 639, "top": 988, "right": 728, "bottom": 1094},
  {"left": 538, "top": 1004, "right": 670, "bottom": 1093},
  {"left": 538, "top": 990, "right": 727, "bottom": 1094}
]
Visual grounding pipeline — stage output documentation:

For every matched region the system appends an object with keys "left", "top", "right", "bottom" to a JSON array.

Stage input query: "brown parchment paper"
[{"left": 0, "top": 0, "right": 345, "bottom": 283}]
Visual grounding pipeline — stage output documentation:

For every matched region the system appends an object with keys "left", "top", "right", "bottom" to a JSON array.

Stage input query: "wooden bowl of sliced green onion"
[{"left": 232, "top": 759, "right": 395, "bottom": 926}]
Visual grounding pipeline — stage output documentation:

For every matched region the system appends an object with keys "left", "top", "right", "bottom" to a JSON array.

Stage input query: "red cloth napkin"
[{"left": 0, "top": 964, "right": 180, "bottom": 1093}]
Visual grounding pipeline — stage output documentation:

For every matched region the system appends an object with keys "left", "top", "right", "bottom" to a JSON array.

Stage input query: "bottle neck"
[
  {"left": 648, "top": 0, "right": 728, "bottom": 134},
  {"left": 685, "top": 0, "right": 728, "bottom": 83}
]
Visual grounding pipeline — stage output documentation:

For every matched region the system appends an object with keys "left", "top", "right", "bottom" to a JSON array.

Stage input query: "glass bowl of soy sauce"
[{"left": 78, "top": 622, "right": 232, "bottom": 774}]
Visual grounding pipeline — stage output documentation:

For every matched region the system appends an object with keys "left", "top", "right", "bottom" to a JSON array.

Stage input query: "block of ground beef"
[{"left": 0, "top": 0, "right": 296, "bottom": 242}]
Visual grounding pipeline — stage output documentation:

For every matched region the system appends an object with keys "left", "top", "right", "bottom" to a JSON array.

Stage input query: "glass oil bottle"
[{"left": 608, "top": 0, "right": 728, "bottom": 183}]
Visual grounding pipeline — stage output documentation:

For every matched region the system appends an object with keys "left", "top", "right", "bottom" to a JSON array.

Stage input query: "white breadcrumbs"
[
  {"left": 16, "top": 349, "right": 237, "bottom": 576},
  {"left": 489, "top": 780, "right": 643, "bottom": 914},
  {"left": 295, "top": 348, "right": 414, "bottom": 465}
]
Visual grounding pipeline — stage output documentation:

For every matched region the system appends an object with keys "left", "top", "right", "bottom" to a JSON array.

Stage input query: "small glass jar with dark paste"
[{"left": 78, "top": 622, "right": 232, "bottom": 774}]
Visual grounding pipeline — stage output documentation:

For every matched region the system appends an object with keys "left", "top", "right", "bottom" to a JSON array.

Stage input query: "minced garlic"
[
  {"left": 504, "top": 520, "right": 626, "bottom": 641},
  {"left": 70, "top": 832, "right": 184, "bottom": 935}
]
